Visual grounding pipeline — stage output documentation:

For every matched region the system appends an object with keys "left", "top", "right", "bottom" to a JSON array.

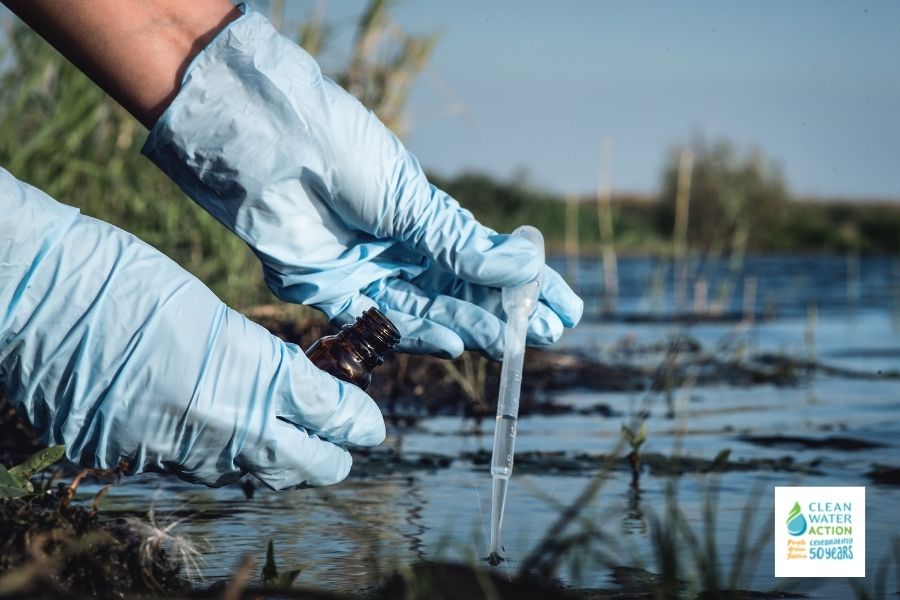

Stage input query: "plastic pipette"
[{"left": 488, "top": 225, "right": 544, "bottom": 565}]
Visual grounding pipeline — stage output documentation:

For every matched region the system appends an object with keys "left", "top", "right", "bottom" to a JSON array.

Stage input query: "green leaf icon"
[{"left": 786, "top": 501, "right": 802, "bottom": 524}]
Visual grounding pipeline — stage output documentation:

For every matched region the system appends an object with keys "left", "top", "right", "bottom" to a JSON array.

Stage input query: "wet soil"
[
  {"left": 738, "top": 434, "right": 885, "bottom": 451},
  {"left": 461, "top": 449, "right": 826, "bottom": 477},
  {"left": 0, "top": 490, "right": 182, "bottom": 598},
  {"left": 350, "top": 447, "right": 454, "bottom": 478},
  {"left": 248, "top": 308, "right": 898, "bottom": 422},
  {"left": 372, "top": 563, "right": 809, "bottom": 600},
  {"left": 334, "top": 445, "right": 829, "bottom": 479},
  {"left": 866, "top": 464, "right": 900, "bottom": 486},
  {"left": 0, "top": 400, "right": 44, "bottom": 463},
  {"left": 185, "top": 562, "right": 810, "bottom": 600}
]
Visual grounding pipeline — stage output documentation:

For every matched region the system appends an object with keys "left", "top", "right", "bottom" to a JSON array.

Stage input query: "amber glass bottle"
[{"left": 305, "top": 308, "right": 401, "bottom": 391}]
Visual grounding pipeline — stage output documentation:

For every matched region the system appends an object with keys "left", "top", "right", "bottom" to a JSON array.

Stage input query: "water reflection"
[
  {"left": 622, "top": 480, "right": 647, "bottom": 536},
  {"left": 74, "top": 256, "right": 900, "bottom": 599}
]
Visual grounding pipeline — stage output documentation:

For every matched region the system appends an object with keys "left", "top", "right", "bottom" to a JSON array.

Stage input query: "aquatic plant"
[
  {"left": 0, "top": 445, "right": 65, "bottom": 498},
  {"left": 260, "top": 540, "right": 304, "bottom": 591},
  {"left": 621, "top": 420, "right": 648, "bottom": 485}
]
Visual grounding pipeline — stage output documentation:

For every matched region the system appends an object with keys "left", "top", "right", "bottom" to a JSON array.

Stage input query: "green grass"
[
  {"left": 0, "top": 21, "right": 273, "bottom": 309},
  {"left": 2, "top": 17, "right": 897, "bottom": 321},
  {"left": 431, "top": 169, "right": 900, "bottom": 256}
]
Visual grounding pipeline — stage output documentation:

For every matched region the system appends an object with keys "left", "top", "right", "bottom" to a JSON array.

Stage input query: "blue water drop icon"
[{"left": 786, "top": 501, "right": 807, "bottom": 536}]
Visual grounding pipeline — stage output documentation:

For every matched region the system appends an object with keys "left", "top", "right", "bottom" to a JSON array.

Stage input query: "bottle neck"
[{"left": 340, "top": 308, "right": 401, "bottom": 368}]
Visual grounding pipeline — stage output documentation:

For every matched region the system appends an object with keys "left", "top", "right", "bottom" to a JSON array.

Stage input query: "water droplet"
[{"left": 786, "top": 501, "right": 807, "bottom": 536}]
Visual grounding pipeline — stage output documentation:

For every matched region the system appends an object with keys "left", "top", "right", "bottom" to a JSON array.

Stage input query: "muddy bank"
[
  {"left": 460, "top": 449, "right": 826, "bottom": 478},
  {"left": 191, "top": 562, "right": 809, "bottom": 600},
  {"left": 866, "top": 465, "right": 900, "bottom": 486},
  {"left": 248, "top": 307, "right": 899, "bottom": 421},
  {"left": 3, "top": 307, "right": 896, "bottom": 461},
  {"left": 738, "top": 434, "right": 885, "bottom": 451},
  {"left": 0, "top": 401, "right": 44, "bottom": 463},
  {"left": 350, "top": 447, "right": 454, "bottom": 478},
  {"left": 338, "top": 446, "right": 828, "bottom": 479},
  {"left": 0, "top": 490, "right": 183, "bottom": 598}
]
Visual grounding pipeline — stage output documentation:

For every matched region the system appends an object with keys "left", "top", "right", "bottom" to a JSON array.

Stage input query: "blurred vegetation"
[
  {"left": 0, "top": 0, "right": 434, "bottom": 309},
  {"left": 1, "top": 4, "right": 897, "bottom": 320},
  {"left": 656, "top": 139, "right": 789, "bottom": 255},
  {"left": 429, "top": 171, "right": 671, "bottom": 254},
  {"left": 297, "top": 0, "right": 437, "bottom": 137},
  {"left": 432, "top": 138, "right": 900, "bottom": 256},
  {"left": 0, "top": 21, "right": 269, "bottom": 308}
]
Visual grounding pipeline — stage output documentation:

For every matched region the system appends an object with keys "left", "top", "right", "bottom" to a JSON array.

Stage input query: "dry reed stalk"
[
  {"left": 565, "top": 194, "right": 580, "bottom": 288},
  {"left": 741, "top": 275, "right": 757, "bottom": 325},
  {"left": 596, "top": 137, "right": 618, "bottom": 314},
  {"left": 673, "top": 149, "right": 694, "bottom": 314}
]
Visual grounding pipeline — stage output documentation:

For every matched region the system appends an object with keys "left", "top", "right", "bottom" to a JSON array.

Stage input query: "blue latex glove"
[
  {"left": 0, "top": 168, "right": 384, "bottom": 489},
  {"left": 142, "top": 4, "right": 583, "bottom": 360}
]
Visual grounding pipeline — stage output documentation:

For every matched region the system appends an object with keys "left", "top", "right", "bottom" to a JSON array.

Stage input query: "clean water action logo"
[
  {"left": 786, "top": 501, "right": 807, "bottom": 536},
  {"left": 774, "top": 487, "right": 865, "bottom": 578}
]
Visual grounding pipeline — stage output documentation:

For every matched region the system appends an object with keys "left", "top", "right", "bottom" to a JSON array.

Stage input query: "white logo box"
[{"left": 774, "top": 486, "right": 865, "bottom": 578}]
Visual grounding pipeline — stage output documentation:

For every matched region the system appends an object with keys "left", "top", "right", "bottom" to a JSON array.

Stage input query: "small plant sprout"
[
  {"left": 261, "top": 540, "right": 304, "bottom": 591},
  {"left": 0, "top": 445, "right": 65, "bottom": 498},
  {"left": 709, "top": 448, "right": 732, "bottom": 473},
  {"left": 621, "top": 421, "right": 648, "bottom": 486}
]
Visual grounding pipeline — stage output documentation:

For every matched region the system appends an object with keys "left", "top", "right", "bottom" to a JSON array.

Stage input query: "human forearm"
[
  {"left": 143, "top": 6, "right": 583, "bottom": 358},
  {"left": 1, "top": 0, "right": 240, "bottom": 128}
]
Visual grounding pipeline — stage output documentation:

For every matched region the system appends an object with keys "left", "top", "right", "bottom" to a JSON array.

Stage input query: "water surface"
[{"left": 79, "top": 255, "right": 900, "bottom": 599}]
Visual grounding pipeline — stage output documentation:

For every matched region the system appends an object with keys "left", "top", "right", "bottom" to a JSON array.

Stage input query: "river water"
[{"left": 79, "top": 255, "right": 900, "bottom": 599}]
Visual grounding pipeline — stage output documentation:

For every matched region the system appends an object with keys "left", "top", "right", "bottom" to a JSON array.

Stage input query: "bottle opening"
[
  {"left": 360, "top": 308, "right": 400, "bottom": 349},
  {"left": 345, "top": 308, "right": 401, "bottom": 366}
]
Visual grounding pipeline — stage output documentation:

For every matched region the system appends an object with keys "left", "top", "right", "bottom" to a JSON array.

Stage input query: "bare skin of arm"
[{"left": 1, "top": 0, "right": 241, "bottom": 128}]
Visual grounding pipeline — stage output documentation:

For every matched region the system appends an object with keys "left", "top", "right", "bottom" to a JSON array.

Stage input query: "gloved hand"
[
  {"left": 0, "top": 168, "right": 384, "bottom": 489},
  {"left": 142, "top": 3, "right": 583, "bottom": 360}
]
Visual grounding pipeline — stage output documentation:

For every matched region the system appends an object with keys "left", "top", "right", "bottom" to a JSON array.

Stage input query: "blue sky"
[
  {"left": 2, "top": 1, "right": 896, "bottom": 199},
  {"left": 279, "top": 0, "right": 900, "bottom": 199}
]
